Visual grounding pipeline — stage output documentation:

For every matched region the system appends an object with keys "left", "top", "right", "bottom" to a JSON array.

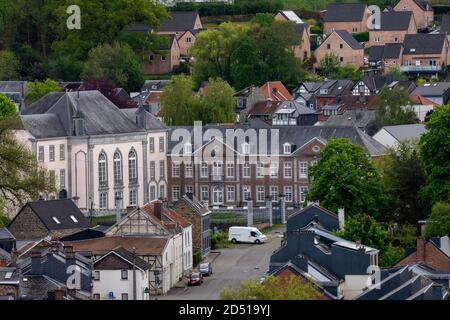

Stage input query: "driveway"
[{"left": 160, "top": 227, "right": 285, "bottom": 300}]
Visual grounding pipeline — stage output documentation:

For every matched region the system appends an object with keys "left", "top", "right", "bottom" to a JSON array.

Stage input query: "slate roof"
[
  {"left": 21, "top": 91, "right": 155, "bottom": 138},
  {"left": 317, "top": 79, "right": 355, "bottom": 97},
  {"left": 94, "top": 247, "right": 151, "bottom": 271},
  {"left": 160, "top": 11, "right": 200, "bottom": 32},
  {"left": 369, "top": 46, "right": 385, "bottom": 62},
  {"left": 411, "top": 82, "right": 450, "bottom": 97},
  {"left": 177, "top": 194, "right": 210, "bottom": 216},
  {"left": 378, "top": 11, "right": 413, "bottom": 31},
  {"left": 0, "top": 267, "right": 20, "bottom": 284},
  {"left": 324, "top": 3, "right": 367, "bottom": 22},
  {"left": 66, "top": 236, "right": 168, "bottom": 256},
  {"left": 369, "top": 43, "right": 403, "bottom": 61},
  {"left": 381, "top": 124, "right": 427, "bottom": 141},
  {"left": 168, "top": 124, "right": 387, "bottom": 157},
  {"left": 0, "top": 248, "right": 11, "bottom": 262},
  {"left": 324, "top": 110, "right": 377, "bottom": 134},
  {"left": 403, "top": 33, "right": 447, "bottom": 55},
  {"left": 335, "top": 30, "right": 363, "bottom": 50},
  {"left": 120, "top": 107, "right": 166, "bottom": 131},
  {"left": 0, "top": 81, "right": 28, "bottom": 94},
  {"left": 19, "top": 275, "right": 65, "bottom": 300},
  {"left": 440, "top": 14, "right": 450, "bottom": 34},
  {"left": 12, "top": 200, "right": 90, "bottom": 231},
  {"left": 0, "top": 228, "right": 15, "bottom": 240},
  {"left": 294, "top": 23, "right": 307, "bottom": 36},
  {"left": 357, "top": 75, "right": 388, "bottom": 92}
]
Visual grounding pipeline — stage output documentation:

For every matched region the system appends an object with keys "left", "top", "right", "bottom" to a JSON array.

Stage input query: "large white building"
[{"left": 17, "top": 90, "right": 168, "bottom": 213}]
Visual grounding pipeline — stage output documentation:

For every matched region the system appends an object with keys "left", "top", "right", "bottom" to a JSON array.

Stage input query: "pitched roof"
[
  {"left": 334, "top": 30, "right": 363, "bottom": 50},
  {"left": 440, "top": 14, "right": 450, "bottom": 34},
  {"left": 120, "top": 107, "right": 166, "bottom": 131},
  {"left": 176, "top": 194, "right": 210, "bottom": 216},
  {"left": 277, "top": 10, "right": 304, "bottom": 23},
  {"left": 341, "top": 95, "right": 380, "bottom": 110},
  {"left": 378, "top": 11, "right": 413, "bottom": 31},
  {"left": 294, "top": 23, "right": 307, "bottom": 36},
  {"left": 381, "top": 124, "right": 427, "bottom": 141},
  {"left": 358, "top": 75, "right": 388, "bottom": 92},
  {"left": 65, "top": 236, "right": 169, "bottom": 256},
  {"left": 324, "top": 3, "right": 367, "bottom": 22},
  {"left": 248, "top": 100, "right": 280, "bottom": 116},
  {"left": 395, "top": 0, "right": 433, "bottom": 11},
  {"left": 0, "top": 228, "right": 15, "bottom": 240},
  {"left": 160, "top": 11, "right": 200, "bottom": 32},
  {"left": 411, "top": 82, "right": 450, "bottom": 96},
  {"left": 370, "top": 43, "right": 403, "bottom": 62},
  {"left": 141, "top": 200, "right": 191, "bottom": 230},
  {"left": 12, "top": 200, "right": 90, "bottom": 232},
  {"left": 403, "top": 33, "right": 447, "bottom": 55},
  {"left": 324, "top": 109, "right": 376, "bottom": 133},
  {"left": 94, "top": 247, "right": 151, "bottom": 271},
  {"left": 0, "top": 81, "right": 28, "bottom": 94},
  {"left": 368, "top": 46, "right": 385, "bottom": 62},
  {"left": 409, "top": 95, "right": 439, "bottom": 106},
  {"left": 260, "top": 81, "right": 293, "bottom": 101},
  {"left": 141, "top": 80, "right": 171, "bottom": 92}
]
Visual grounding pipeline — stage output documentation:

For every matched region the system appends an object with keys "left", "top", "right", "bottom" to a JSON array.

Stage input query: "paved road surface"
[{"left": 160, "top": 228, "right": 284, "bottom": 300}]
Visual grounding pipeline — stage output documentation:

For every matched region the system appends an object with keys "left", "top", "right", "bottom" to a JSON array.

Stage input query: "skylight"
[
  {"left": 5, "top": 272, "right": 13, "bottom": 279},
  {"left": 52, "top": 217, "right": 61, "bottom": 224},
  {"left": 70, "top": 215, "right": 78, "bottom": 223}
]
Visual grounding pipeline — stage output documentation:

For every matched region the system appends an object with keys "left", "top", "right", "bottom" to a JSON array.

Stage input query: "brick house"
[
  {"left": 142, "top": 35, "right": 181, "bottom": 75},
  {"left": 369, "top": 11, "right": 417, "bottom": 47},
  {"left": 166, "top": 125, "right": 386, "bottom": 209},
  {"left": 440, "top": 14, "right": 450, "bottom": 43},
  {"left": 315, "top": 79, "right": 355, "bottom": 118},
  {"left": 396, "top": 237, "right": 450, "bottom": 271},
  {"left": 234, "top": 85, "right": 266, "bottom": 123},
  {"left": 368, "top": 43, "right": 403, "bottom": 73},
  {"left": 274, "top": 11, "right": 311, "bottom": 60},
  {"left": 400, "top": 33, "right": 449, "bottom": 76},
  {"left": 314, "top": 30, "right": 364, "bottom": 68},
  {"left": 394, "top": 0, "right": 434, "bottom": 30},
  {"left": 323, "top": 3, "right": 371, "bottom": 35},
  {"left": 8, "top": 199, "right": 90, "bottom": 241}
]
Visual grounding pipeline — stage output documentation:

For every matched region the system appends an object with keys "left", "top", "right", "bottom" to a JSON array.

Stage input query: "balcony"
[{"left": 400, "top": 65, "right": 441, "bottom": 73}]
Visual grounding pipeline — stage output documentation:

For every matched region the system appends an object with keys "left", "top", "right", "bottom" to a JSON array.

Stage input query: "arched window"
[
  {"left": 98, "top": 153, "right": 108, "bottom": 186},
  {"left": 128, "top": 150, "right": 137, "bottom": 184},
  {"left": 113, "top": 152, "right": 122, "bottom": 185}
]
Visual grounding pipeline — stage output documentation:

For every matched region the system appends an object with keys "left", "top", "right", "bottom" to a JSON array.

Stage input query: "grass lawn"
[{"left": 90, "top": 215, "right": 117, "bottom": 227}]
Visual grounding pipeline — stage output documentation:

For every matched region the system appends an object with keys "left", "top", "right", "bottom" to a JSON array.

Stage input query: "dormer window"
[
  {"left": 52, "top": 217, "right": 61, "bottom": 224},
  {"left": 70, "top": 215, "right": 78, "bottom": 223},
  {"left": 320, "top": 89, "right": 328, "bottom": 95},
  {"left": 242, "top": 143, "right": 249, "bottom": 154},
  {"left": 283, "top": 143, "right": 291, "bottom": 154},
  {"left": 184, "top": 143, "right": 192, "bottom": 154}
]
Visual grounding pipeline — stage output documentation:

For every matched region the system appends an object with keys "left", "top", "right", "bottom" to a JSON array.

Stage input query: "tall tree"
[
  {"left": 424, "top": 202, "right": 450, "bottom": 239},
  {"left": 307, "top": 139, "right": 390, "bottom": 221},
  {"left": 379, "top": 141, "right": 426, "bottom": 225},
  {"left": 199, "top": 78, "right": 236, "bottom": 124},
  {"left": 0, "top": 94, "right": 17, "bottom": 120},
  {"left": 375, "top": 87, "right": 417, "bottom": 129},
  {"left": 419, "top": 103, "right": 450, "bottom": 207},
  {"left": 318, "top": 53, "right": 340, "bottom": 78},
  {"left": 26, "top": 79, "right": 61, "bottom": 103},
  {"left": 0, "top": 50, "right": 19, "bottom": 80},
  {"left": 82, "top": 42, "right": 144, "bottom": 92}
]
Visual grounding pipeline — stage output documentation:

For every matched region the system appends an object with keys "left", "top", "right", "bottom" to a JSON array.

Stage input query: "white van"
[{"left": 228, "top": 227, "right": 267, "bottom": 244}]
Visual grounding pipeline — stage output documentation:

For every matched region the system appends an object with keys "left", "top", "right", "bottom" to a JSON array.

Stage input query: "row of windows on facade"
[
  {"left": 171, "top": 185, "right": 310, "bottom": 204},
  {"left": 97, "top": 185, "right": 166, "bottom": 209},
  {"left": 170, "top": 160, "right": 316, "bottom": 179},
  {"left": 181, "top": 142, "right": 297, "bottom": 155}
]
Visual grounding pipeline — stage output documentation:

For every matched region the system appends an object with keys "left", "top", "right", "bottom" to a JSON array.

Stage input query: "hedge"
[
  {"left": 170, "top": 0, "right": 283, "bottom": 16},
  {"left": 352, "top": 32, "right": 369, "bottom": 43}
]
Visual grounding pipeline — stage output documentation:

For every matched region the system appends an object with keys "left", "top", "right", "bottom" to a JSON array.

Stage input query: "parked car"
[
  {"left": 228, "top": 226, "right": 267, "bottom": 244},
  {"left": 188, "top": 272, "right": 203, "bottom": 286},
  {"left": 199, "top": 263, "right": 213, "bottom": 276}
]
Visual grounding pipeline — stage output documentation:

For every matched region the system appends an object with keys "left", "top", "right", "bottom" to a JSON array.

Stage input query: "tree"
[
  {"left": 424, "top": 202, "right": 450, "bottom": 239},
  {"left": 379, "top": 141, "right": 426, "bottom": 225},
  {"left": 419, "top": 104, "right": 450, "bottom": 206},
  {"left": 82, "top": 78, "right": 137, "bottom": 109},
  {"left": 307, "top": 139, "right": 390, "bottom": 221},
  {"left": 375, "top": 87, "right": 417, "bottom": 129},
  {"left": 82, "top": 42, "right": 144, "bottom": 92},
  {"left": 334, "top": 64, "right": 362, "bottom": 81},
  {"left": 387, "top": 68, "right": 408, "bottom": 81},
  {"left": 199, "top": 78, "right": 236, "bottom": 124},
  {"left": 0, "top": 94, "right": 17, "bottom": 120},
  {"left": 336, "top": 214, "right": 405, "bottom": 267},
  {"left": 0, "top": 50, "right": 19, "bottom": 80},
  {"left": 250, "top": 13, "right": 275, "bottom": 27},
  {"left": 26, "top": 79, "right": 61, "bottom": 103},
  {"left": 160, "top": 75, "right": 198, "bottom": 126},
  {"left": 319, "top": 53, "right": 340, "bottom": 78},
  {"left": 220, "top": 275, "right": 321, "bottom": 300}
]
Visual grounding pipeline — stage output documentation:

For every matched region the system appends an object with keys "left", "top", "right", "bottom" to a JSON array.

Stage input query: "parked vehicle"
[
  {"left": 188, "top": 272, "right": 203, "bottom": 286},
  {"left": 199, "top": 263, "right": 213, "bottom": 276},
  {"left": 228, "top": 226, "right": 267, "bottom": 244}
]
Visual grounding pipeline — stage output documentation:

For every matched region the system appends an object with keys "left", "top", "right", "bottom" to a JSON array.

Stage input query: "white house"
[
  {"left": 372, "top": 124, "right": 427, "bottom": 148},
  {"left": 92, "top": 247, "right": 150, "bottom": 300},
  {"left": 17, "top": 90, "right": 168, "bottom": 214}
]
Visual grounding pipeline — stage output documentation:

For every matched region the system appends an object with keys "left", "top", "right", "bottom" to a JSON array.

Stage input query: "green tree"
[
  {"left": 0, "top": 50, "right": 19, "bottom": 80},
  {"left": 82, "top": 42, "right": 144, "bottom": 92},
  {"left": 334, "top": 64, "right": 362, "bottom": 81},
  {"left": 375, "top": 87, "right": 416, "bottom": 129},
  {"left": 336, "top": 214, "right": 404, "bottom": 267},
  {"left": 26, "top": 79, "right": 62, "bottom": 103},
  {"left": 250, "top": 13, "right": 275, "bottom": 27},
  {"left": 307, "top": 139, "right": 390, "bottom": 221},
  {"left": 379, "top": 141, "right": 426, "bottom": 225},
  {"left": 387, "top": 68, "right": 408, "bottom": 81},
  {"left": 419, "top": 104, "right": 450, "bottom": 206},
  {"left": 0, "top": 94, "right": 17, "bottom": 120},
  {"left": 220, "top": 275, "right": 321, "bottom": 300},
  {"left": 199, "top": 78, "right": 236, "bottom": 124},
  {"left": 424, "top": 202, "right": 450, "bottom": 239},
  {"left": 319, "top": 53, "right": 340, "bottom": 78},
  {"left": 160, "top": 75, "right": 198, "bottom": 126}
]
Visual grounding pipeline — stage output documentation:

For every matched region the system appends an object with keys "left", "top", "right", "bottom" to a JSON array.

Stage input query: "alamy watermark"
[{"left": 67, "top": 5, "right": 81, "bottom": 30}]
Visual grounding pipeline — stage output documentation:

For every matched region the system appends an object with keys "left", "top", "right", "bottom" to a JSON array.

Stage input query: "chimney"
[
  {"left": 338, "top": 208, "right": 345, "bottom": 230},
  {"left": 154, "top": 200, "right": 162, "bottom": 221},
  {"left": 416, "top": 237, "right": 426, "bottom": 262},
  {"left": 10, "top": 248, "right": 18, "bottom": 267},
  {"left": 31, "top": 250, "right": 42, "bottom": 275},
  {"left": 64, "top": 245, "right": 75, "bottom": 261}
]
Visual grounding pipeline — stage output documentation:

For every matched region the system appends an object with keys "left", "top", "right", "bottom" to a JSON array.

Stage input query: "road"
[{"left": 161, "top": 228, "right": 284, "bottom": 300}]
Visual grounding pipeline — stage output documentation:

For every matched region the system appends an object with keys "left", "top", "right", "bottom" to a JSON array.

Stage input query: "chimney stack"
[
  {"left": 31, "top": 250, "right": 42, "bottom": 275},
  {"left": 154, "top": 200, "right": 162, "bottom": 221},
  {"left": 416, "top": 237, "right": 426, "bottom": 262},
  {"left": 338, "top": 208, "right": 345, "bottom": 230}
]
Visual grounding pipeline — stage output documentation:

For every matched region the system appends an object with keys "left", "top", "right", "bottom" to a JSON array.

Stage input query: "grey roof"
[
  {"left": 0, "top": 228, "right": 15, "bottom": 240},
  {"left": 141, "top": 80, "right": 171, "bottom": 92},
  {"left": 0, "top": 81, "right": 28, "bottom": 94},
  {"left": 317, "top": 79, "right": 355, "bottom": 97},
  {"left": 381, "top": 124, "right": 427, "bottom": 141},
  {"left": 379, "top": 11, "right": 413, "bottom": 31},
  {"left": 0, "top": 267, "right": 19, "bottom": 283},
  {"left": 403, "top": 33, "right": 447, "bottom": 55},
  {"left": 19, "top": 275, "right": 64, "bottom": 300},
  {"left": 357, "top": 75, "right": 388, "bottom": 92},
  {"left": 177, "top": 194, "right": 210, "bottom": 216},
  {"left": 160, "top": 11, "right": 200, "bottom": 32},
  {"left": 120, "top": 107, "right": 166, "bottom": 131},
  {"left": 324, "top": 3, "right": 367, "bottom": 22},
  {"left": 0, "top": 248, "right": 10, "bottom": 262},
  {"left": 111, "top": 247, "right": 151, "bottom": 270},
  {"left": 370, "top": 43, "right": 403, "bottom": 61},
  {"left": 440, "top": 14, "right": 450, "bottom": 34},
  {"left": 168, "top": 124, "right": 387, "bottom": 157},
  {"left": 324, "top": 110, "right": 376, "bottom": 131},
  {"left": 21, "top": 91, "right": 149, "bottom": 138},
  {"left": 14, "top": 199, "right": 90, "bottom": 231},
  {"left": 411, "top": 82, "right": 450, "bottom": 97},
  {"left": 294, "top": 23, "right": 307, "bottom": 36},
  {"left": 334, "top": 30, "right": 363, "bottom": 50}
]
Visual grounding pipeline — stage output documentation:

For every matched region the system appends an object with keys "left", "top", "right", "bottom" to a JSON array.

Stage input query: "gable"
[
  {"left": 106, "top": 209, "right": 169, "bottom": 236},
  {"left": 94, "top": 252, "right": 133, "bottom": 270},
  {"left": 8, "top": 206, "right": 49, "bottom": 240},
  {"left": 287, "top": 205, "right": 339, "bottom": 232},
  {"left": 292, "top": 137, "right": 326, "bottom": 155}
]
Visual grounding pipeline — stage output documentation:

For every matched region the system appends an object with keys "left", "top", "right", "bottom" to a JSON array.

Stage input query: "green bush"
[
  {"left": 0, "top": 215, "right": 11, "bottom": 228},
  {"left": 211, "top": 229, "right": 229, "bottom": 249},
  {"left": 352, "top": 32, "right": 369, "bottom": 42},
  {"left": 310, "top": 25, "right": 323, "bottom": 35},
  {"left": 193, "top": 250, "right": 202, "bottom": 266}
]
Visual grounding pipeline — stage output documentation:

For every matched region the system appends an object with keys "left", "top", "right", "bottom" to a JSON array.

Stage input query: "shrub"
[
  {"left": 352, "top": 32, "right": 369, "bottom": 42},
  {"left": 193, "top": 250, "right": 202, "bottom": 266}
]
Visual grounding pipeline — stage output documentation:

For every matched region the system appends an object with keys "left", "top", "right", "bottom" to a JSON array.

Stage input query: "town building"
[
  {"left": 234, "top": 85, "right": 266, "bottom": 123},
  {"left": 369, "top": 11, "right": 417, "bottom": 47},
  {"left": 323, "top": 3, "right": 371, "bottom": 35},
  {"left": 393, "top": 0, "right": 434, "bottom": 30},
  {"left": 410, "top": 82, "right": 450, "bottom": 104},
  {"left": 373, "top": 124, "right": 426, "bottom": 148},
  {"left": 396, "top": 237, "right": 450, "bottom": 271},
  {"left": 274, "top": 10, "right": 311, "bottom": 60},
  {"left": 368, "top": 43, "right": 404, "bottom": 73},
  {"left": 259, "top": 81, "right": 293, "bottom": 101}
]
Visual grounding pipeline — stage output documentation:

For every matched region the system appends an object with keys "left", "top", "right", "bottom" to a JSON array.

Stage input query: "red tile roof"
[
  {"left": 145, "top": 92, "right": 162, "bottom": 104},
  {"left": 340, "top": 95, "right": 379, "bottom": 111},
  {"left": 248, "top": 100, "right": 281, "bottom": 116},
  {"left": 260, "top": 81, "right": 293, "bottom": 101},
  {"left": 409, "top": 95, "right": 438, "bottom": 106},
  {"left": 142, "top": 200, "right": 191, "bottom": 229}
]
